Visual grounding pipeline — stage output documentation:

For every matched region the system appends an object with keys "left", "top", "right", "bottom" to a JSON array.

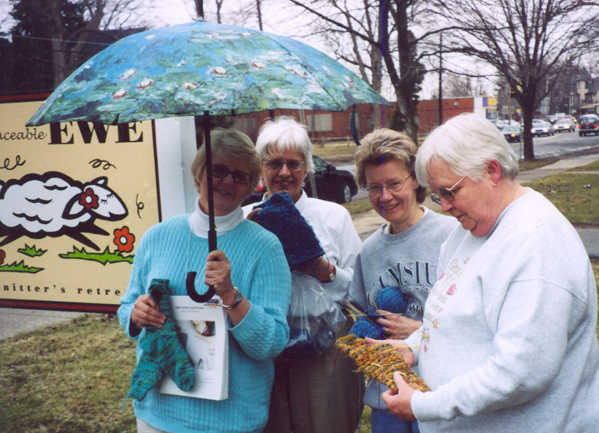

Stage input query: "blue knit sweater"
[{"left": 118, "top": 215, "right": 291, "bottom": 433}]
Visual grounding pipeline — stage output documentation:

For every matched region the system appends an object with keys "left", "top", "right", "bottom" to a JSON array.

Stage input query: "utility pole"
[{"left": 438, "top": 32, "right": 443, "bottom": 125}]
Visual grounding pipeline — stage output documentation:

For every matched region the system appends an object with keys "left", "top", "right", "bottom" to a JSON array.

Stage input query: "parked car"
[
  {"left": 531, "top": 119, "right": 554, "bottom": 137},
  {"left": 578, "top": 114, "right": 599, "bottom": 136},
  {"left": 241, "top": 154, "right": 358, "bottom": 206},
  {"left": 553, "top": 118, "right": 575, "bottom": 133},
  {"left": 502, "top": 125, "right": 521, "bottom": 143}
]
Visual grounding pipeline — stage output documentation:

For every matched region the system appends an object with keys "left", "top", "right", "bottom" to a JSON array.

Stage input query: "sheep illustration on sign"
[{"left": 0, "top": 171, "right": 128, "bottom": 250}]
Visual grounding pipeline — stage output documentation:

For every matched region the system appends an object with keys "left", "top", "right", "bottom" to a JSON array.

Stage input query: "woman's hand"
[
  {"left": 296, "top": 256, "right": 335, "bottom": 283},
  {"left": 376, "top": 310, "right": 422, "bottom": 339},
  {"left": 364, "top": 337, "right": 415, "bottom": 367},
  {"left": 131, "top": 294, "right": 165, "bottom": 329},
  {"left": 382, "top": 372, "right": 416, "bottom": 420},
  {"left": 204, "top": 250, "right": 236, "bottom": 303}
]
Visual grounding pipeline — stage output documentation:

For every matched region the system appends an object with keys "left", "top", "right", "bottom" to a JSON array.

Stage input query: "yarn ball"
[
  {"left": 375, "top": 286, "right": 407, "bottom": 313},
  {"left": 252, "top": 193, "right": 324, "bottom": 269},
  {"left": 349, "top": 317, "right": 385, "bottom": 339}
]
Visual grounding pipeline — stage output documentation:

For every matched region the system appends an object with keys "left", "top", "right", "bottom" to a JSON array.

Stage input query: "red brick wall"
[{"left": 229, "top": 97, "right": 477, "bottom": 143}]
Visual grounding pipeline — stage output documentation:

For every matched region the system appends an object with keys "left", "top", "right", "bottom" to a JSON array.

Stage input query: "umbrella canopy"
[
  {"left": 27, "top": 21, "right": 389, "bottom": 126},
  {"left": 26, "top": 20, "right": 389, "bottom": 302}
]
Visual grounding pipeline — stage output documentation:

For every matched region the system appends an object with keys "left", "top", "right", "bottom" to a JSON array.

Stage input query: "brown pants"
[{"left": 264, "top": 342, "right": 364, "bottom": 433}]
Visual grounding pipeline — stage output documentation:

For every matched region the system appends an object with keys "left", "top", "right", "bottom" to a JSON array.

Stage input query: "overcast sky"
[{"left": 1, "top": 0, "right": 488, "bottom": 99}]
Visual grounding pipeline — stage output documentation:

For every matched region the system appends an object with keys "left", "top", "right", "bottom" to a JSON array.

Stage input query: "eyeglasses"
[
  {"left": 366, "top": 174, "right": 412, "bottom": 197},
  {"left": 264, "top": 158, "right": 305, "bottom": 171},
  {"left": 430, "top": 176, "right": 465, "bottom": 205},
  {"left": 211, "top": 164, "right": 250, "bottom": 184}
]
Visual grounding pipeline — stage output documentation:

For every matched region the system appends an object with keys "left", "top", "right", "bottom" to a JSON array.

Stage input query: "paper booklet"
[{"left": 160, "top": 296, "right": 229, "bottom": 400}]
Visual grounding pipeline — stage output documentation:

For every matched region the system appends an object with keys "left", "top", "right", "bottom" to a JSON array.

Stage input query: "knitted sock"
[{"left": 125, "top": 279, "right": 195, "bottom": 403}]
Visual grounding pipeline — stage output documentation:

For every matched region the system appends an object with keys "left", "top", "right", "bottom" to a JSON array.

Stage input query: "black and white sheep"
[{"left": 0, "top": 171, "right": 128, "bottom": 250}]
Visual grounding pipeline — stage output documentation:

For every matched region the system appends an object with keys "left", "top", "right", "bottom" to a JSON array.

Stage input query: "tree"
[
  {"left": 6, "top": 0, "right": 145, "bottom": 94},
  {"left": 287, "top": 0, "right": 431, "bottom": 142},
  {"left": 429, "top": 0, "right": 599, "bottom": 160}
]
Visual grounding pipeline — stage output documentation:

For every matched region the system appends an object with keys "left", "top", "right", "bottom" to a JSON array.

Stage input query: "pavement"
[{"left": 2, "top": 152, "right": 599, "bottom": 341}]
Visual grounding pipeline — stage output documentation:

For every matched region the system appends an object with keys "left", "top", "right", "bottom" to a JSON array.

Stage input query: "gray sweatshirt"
[{"left": 349, "top": 207, "right": 457, "bottom": 409}]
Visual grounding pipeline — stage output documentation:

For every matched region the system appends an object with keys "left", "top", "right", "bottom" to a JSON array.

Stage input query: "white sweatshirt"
[{"left": 406, "top": 188, "right": 599, "bottom": 433}]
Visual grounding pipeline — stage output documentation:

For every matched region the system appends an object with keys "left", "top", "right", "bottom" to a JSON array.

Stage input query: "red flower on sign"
[
  {"left": 113, "top": 226, "right": 135, "bottom": 253},
  {"left": 79, "top": 188, "right": 99, "bottom": 210},
  {"left": 0, "top": 249, "right": 5, "bottom": 265}
]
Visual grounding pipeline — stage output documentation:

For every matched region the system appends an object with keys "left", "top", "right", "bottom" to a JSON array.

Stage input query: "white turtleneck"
[{"left": 188, "top": 198, "right": 244, "bottom": 238}]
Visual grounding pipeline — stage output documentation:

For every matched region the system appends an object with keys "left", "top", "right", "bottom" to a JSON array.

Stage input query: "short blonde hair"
[
  {"left": 191, "top": 128, "right": 260, "bottom": 191},
  {"left": 355, "top": 128, "right": 426, "bottom": 203}
]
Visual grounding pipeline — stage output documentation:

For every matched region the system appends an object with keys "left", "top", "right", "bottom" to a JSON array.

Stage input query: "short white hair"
[
  {"left": 255, "top": 116, "right": 314, "bottom": 172},
  {"left": 415, "top": 113, "right": 519, "bottom": 186}
]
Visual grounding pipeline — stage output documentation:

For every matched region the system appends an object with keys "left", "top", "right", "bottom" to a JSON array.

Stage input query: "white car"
[
  {"left": 553, "top": 118, "right": 575, "bottom": 133},
  {"left": 531, "top": 120, "right": 554, "bottom": 137}
]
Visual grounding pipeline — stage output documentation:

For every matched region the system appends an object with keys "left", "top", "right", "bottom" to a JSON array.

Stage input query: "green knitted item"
[{"left": 125, "top": 279, "right": 195, "bottom": 403}]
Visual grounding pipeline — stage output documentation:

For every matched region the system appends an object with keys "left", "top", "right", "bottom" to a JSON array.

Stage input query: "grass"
[{"left": 2, "top": 156, "right": 599, "bottom": 433}]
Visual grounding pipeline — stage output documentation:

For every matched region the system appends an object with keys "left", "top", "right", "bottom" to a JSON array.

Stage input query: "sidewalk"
[{"left": 351, "top": 153, "right": 599, "bottom": 259}]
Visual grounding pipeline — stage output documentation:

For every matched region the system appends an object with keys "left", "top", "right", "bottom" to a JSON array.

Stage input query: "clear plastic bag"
[{"left": 282, "top": 273, "right": 348, "bottom": 360}]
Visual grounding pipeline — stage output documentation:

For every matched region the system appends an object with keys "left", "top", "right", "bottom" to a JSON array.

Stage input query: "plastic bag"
[{"left": 282, "top": 272, "right": 348, "bottom": 360}]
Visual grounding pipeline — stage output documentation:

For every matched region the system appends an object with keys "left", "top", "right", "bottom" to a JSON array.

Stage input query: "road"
[{"left": 339, "top": 131, "right": 599, "bottom": 201}]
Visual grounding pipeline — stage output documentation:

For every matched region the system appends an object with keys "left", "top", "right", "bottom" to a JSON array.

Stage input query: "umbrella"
[{"left": 26, "top": 20, "right": 390, "bottom": 301}]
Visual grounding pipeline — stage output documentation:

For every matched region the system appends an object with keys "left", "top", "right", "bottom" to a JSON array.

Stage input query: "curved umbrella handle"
[{"left": 186, "top": 271, "right": 215, "bottom": 303}]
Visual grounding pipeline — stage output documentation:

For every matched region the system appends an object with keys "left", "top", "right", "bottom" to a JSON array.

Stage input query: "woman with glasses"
[
  {"left": 380, "top": 113, "right": 599, "bottom": 433},
  {"left": 243, "top": 116, "right": 363, "bottom": 433},
  {"left": 117, "top": 128, "right": 292, "bottom": 433},
  {"left": 349, "top": 128, "right": 457, "bottom": 433}
]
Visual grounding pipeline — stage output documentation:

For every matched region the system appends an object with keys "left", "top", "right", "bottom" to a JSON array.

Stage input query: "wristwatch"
[
  {"left": 327, "top": 263, "right": 336, "bottom": 282},
  {"left": 222, "top": 287, "right": 243, "bottom": 310}
]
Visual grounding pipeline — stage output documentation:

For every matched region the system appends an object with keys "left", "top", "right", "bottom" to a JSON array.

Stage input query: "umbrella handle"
[
  {"left": 186, "top": 271, "right": 216, "bottom": 302},
  {"left": 186, "top": 113, "right": 218, "bottom": 303}
]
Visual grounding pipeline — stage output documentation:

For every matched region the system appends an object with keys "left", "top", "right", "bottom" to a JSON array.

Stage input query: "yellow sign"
[{"left": 0, "top": 99, "right": 160, "bottom": 310}]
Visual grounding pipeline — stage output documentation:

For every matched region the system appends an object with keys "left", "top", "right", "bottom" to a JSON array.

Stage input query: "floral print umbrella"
[
  {"left": 26, "top": 20, "right": 389, "bottom": 302},
  {"left": 27, "top": 21, "right": 389, "bottom": 126}
]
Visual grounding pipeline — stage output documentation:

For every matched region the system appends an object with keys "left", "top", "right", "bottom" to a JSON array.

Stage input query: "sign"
[{"left": 0, "top": 97, "right": 161, "bottom": 311}]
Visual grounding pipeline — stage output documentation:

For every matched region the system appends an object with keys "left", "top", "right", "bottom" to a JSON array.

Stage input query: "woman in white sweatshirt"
[{"left": 380, "top": 113, "right": 599, "bottom": 433}]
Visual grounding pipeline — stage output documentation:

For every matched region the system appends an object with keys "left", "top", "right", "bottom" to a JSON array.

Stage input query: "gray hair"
[
  {"left": 415, "top": 113, "right": 519, "bottom": 186},
  {"left": 255, "top": 116, "right": 314, "bottom": 172},
  {"left": 191, "top": 128, "right": 261, "bottom": 191}
]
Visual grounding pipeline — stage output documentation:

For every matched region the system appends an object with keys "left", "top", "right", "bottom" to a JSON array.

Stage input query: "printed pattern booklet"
[{"left": 160, "top": 296, "right": 229, "bottom": 400}]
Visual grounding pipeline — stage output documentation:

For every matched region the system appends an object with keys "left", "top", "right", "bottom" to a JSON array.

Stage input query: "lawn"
[{"left": 2, "top": 157, "right": 599, "bottom": 433}]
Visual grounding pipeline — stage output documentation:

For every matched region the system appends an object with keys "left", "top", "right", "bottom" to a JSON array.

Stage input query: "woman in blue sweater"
[{"left": 118, "top": 128, "right": 292, "bottom": 433}]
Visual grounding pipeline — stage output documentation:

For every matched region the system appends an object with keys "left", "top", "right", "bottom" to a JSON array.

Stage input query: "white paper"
[{"left": 159, "top": 296, "right": 229, "bottom": 400}]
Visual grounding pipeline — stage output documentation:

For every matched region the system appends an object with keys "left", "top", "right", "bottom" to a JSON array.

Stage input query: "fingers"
[
  {"left": 204, "top": 250, "right": 233, "bottom": 294},
  {"left": 381, "top": 373, "right": 416, "bottom": 420},
  {"left": 132, "top": 294, "right": 165, "bottom": 328}
]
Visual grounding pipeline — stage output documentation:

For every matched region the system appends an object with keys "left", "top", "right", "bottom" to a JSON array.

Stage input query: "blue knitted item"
[
  {"left": 125, "top": 279, "right": 195, "bottom": 403},
  {"left": 375, "top": 286, "right": 407, "bottom": 313},
  {"left": 349, "top": 317, "right": 385, "bottom": 339},
  {"left": 252, "top": 193, "right": 324, "bottom": 269},
  {"left": 348, "top": 286, "right": 407, "bottom": 339}
]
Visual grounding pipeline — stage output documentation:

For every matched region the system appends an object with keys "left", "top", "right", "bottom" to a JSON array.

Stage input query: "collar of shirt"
[{"left": 188, "top": 198, "right": 244, "bottom": 238}]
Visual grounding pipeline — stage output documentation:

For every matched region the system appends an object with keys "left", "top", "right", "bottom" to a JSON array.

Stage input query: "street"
[{"left": 339, "top": 130, "right": 599, "bottom": 201}]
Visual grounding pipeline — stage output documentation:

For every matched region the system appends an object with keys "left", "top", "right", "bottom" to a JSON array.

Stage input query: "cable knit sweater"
[{"left": 118, "top": 209, "right": 291, "bottom": 433}]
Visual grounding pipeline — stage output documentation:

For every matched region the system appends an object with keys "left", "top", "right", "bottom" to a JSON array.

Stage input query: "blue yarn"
[
  {"left": 349, "top": 317, "right": 385, "bottom": 339},
  {"left": 375, "top": 286, "right": 407, "bottom": 313}
]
